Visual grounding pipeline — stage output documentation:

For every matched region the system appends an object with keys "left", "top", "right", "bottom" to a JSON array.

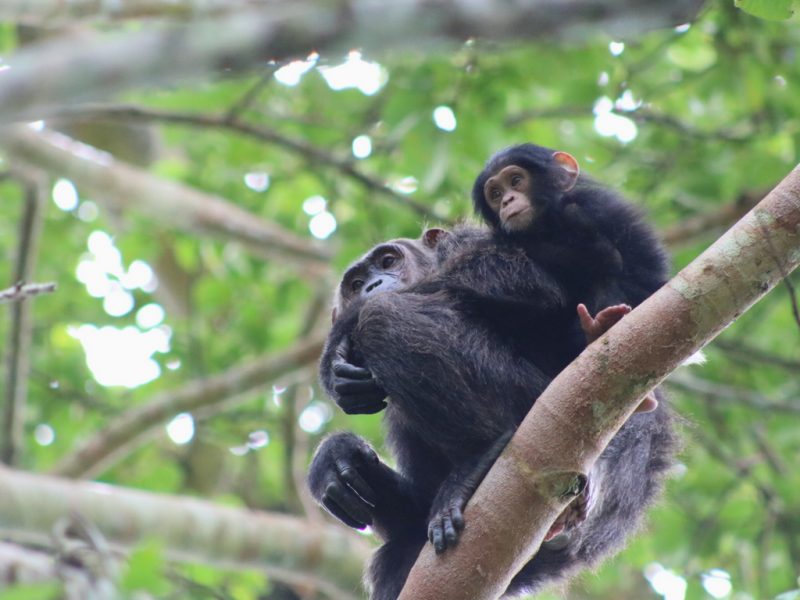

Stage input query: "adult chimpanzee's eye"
[
  {"left": 351, "top": 279, "right": 364, "bottom": 292},
  {"left": 381, "top": 254, "right": 396, "bottom": 269}
]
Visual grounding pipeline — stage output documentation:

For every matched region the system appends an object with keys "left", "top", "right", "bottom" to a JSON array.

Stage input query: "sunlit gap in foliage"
[
  {"left": 609, "top": 41, "right": 626, "bottom": 56},
  {"left": 352, "top": 135, "right": 372, "bottom": 159},
  {"left": 593, "top": 95, "right": 638, "bottom": 144},
  {"left": 34, "top": 424, "right": 55, "bottom": 447},
  {"left": 318, "top": 50, "right": 387, "bottom": 95},
  {"left": 303, "top": 195, "right": 337, "bottom": 239},
  {"left": 166, "top": 413, "right": 194, "bottom": 445},
  {"left": 433, "top": 105, "right": 457, "bottom": 131},
  {"left": 391, "top": 176, "right": 418, "bottom": 195},
  {"left": 229, "top": 429, "right": 271, "bottom": 457},
  {"left": 299, "top": 400, "right": 333, "bottom": 434},
  {"left": 645, "top": 563, "right": 688, "bottom": 600},
  {"left": 271, "top": 384, "right": 287, "bottom": 408},
  {"left": 274, "top": 52, "right": 319, "bottom": 85},
  {"left": 71, "top": 228, "right": 170, "bottom": 388},
  {"left": 52, "top": 176, "right": 97, "bottom": 221},
  {"left": 702, "top": 569, "right": 733, "bottom": 599},
  {"left": 244, "top": 171, "right": 270, "bottom": 192}
]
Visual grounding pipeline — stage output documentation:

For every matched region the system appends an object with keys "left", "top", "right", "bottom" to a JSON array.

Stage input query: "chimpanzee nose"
[{"left": 366, "top": 279, "right": 383, "bottom": 293}]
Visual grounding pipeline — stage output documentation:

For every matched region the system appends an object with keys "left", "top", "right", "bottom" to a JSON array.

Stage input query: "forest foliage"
[{"left": 0, "top": 1, "right": 799, "bottom": 599}]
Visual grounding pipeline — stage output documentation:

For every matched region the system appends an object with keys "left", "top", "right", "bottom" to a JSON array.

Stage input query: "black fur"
[
  {"left": 310, "top": 219, "right": 676, "bottom": 598},
  {"left": 472, "top": 143, "right": 670, "bottom": 316}
]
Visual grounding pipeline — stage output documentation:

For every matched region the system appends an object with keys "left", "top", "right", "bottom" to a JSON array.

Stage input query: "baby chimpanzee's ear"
[{"left": 552, "top": 151, "right": 580, "bottom": 192}]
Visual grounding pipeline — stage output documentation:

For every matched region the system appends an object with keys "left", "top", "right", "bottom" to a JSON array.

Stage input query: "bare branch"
[
  {"left": 713, "top": 338, "right": 800, "bottom": 372},
  {"left": 666, "top": 372, "right": 800, "bottom": 414},
  {"left": 0, "top": 1, "right": 704, "bottom": 124},
  {"left": 2, "top": 126, "right": 331, "bottom": 275},
  {"left": 0, "top": 281, "right": 56, "bottom": 304},
  {"left": 1, "top": 0, "right": 270, "bottom": 25},
  {"left": 399, "top": 163, "right": 800, "bottom": 599},
  {"left": 53, "top": 332, "right": 325, "bottom": 479},
  {"left": 0, "top": 469, "right": 370, "bottom": 600},
  {"left": 2, "top": 175, "right": 47, "bottom": 466},
  {"left": 662, "top": 189, "right": 765, "bottom": 247},
  {"left": 49, "top": 103, "right": 438, "bottom": 219}
]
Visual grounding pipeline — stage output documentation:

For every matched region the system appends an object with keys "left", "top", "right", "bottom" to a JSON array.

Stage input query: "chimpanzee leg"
[{"left": 307, "top": 432, "right": 427, "bottom": 541}]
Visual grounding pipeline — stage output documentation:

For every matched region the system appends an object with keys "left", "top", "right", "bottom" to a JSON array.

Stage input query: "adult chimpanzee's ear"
[
  {"left": 422, "top": 227, "right": 449, "bottom": 249},
  {"left": 552, "top": 151, "right": 580, "bottom": 192}
]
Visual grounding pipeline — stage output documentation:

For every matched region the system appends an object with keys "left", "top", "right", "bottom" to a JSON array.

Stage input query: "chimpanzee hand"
[
  {"left": 331, "top": 337, "right": 388, "bottom": 415},
  {"left": 308, "top": 432, "right": 380, "bottom": 530}
]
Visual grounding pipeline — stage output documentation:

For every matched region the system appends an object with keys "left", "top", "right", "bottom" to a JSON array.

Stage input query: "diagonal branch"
[
  {"left": 49, "top": 103, "right": 438, "bottom": 219},
  {"left": 399, "top": 163, "right": 800, "bottom": 599},
  {"left": 1, "top": 126, "right": 331, "bottom": 275},
  {"left": 52, "top": 331, "right": 325, "bottom": 479}
]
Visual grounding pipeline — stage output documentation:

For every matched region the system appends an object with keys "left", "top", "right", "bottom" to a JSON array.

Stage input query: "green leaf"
[
  {"left": 735, "top": 0, "right": 796, "bottom": 20},
  {"left": 0, "top": 583, "right": 61, "bottom": 600},
  {"left": 120, "top": 541, "right": 170, "bottom": 594}
]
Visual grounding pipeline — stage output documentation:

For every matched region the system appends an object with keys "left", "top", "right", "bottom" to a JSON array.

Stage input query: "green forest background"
[{"left": 0, "top": 1, "right": 799, "bottom": 599}]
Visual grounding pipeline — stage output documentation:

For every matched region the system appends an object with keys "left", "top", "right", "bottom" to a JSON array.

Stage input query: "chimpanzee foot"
[{"left": 545, "top": 475, "right": 594, "bottom": 542}]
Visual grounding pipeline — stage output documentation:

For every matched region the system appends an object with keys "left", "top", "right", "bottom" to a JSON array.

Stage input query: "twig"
[
  {"left": 666, "top": 372, "right": 800, "bottom": 414},
  {"left": 224, "top": 68, "right": 277, "bottom": 123},
  {"left": 48, "top": 103, "right": 439, "bottom": 220},
  {"left": 713, "top": 338, "right": 800, "bottom": 372},
  {"left": 2, "top": 175, "right": 47, "bottom": 466},
  {"left": 0, "top": 281, "right": 56, "bottom": 304},
  {"left": 662, "top": 189, "right": 765, "bottom": 247}
]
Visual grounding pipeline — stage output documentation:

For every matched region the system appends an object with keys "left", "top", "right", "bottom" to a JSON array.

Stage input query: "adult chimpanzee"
[{"left": 308, "top": 226, "right": 676, "bottom": 599}]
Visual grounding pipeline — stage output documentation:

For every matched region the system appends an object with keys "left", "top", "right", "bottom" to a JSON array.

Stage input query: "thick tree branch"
[
  {"left": 50, "top": 104, "right": 438, "bottom": 219},
  {"left": 53, "top": 332, "right": 325, "bottom": 479},
  {"left": 0, "top": 1, "right": 704, "bottom": 125},
  {"left": 0, "top": 468, "right": 370, "bottom": 600},
  {"left": 2, "top": 175, "right": 47, "bottom": 466},
  {"left": 399, "top": 164, "right": 800, "bottom": 599},
  {"left": 1, "top": 126, "right": 331, "bottom": 275}
]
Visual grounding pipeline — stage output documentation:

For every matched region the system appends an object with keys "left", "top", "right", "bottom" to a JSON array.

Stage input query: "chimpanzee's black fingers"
[
  {"left": 337, "top": 395, "right": 387, "bottom": 415},
  {"left": 335, "top": 458, "right": 377, "bottom": 507},
  {"left": 334, "top": 377, "right": 385, "bottom": 396},
  {"left": 443, "top": 513, "right": 458, "bottom": 548},
  {"left": 332, "top": 362, "right": 374, "bottom": 379},
  {"left": 322, "top": 482, "right": 372, "bottom": 528}
]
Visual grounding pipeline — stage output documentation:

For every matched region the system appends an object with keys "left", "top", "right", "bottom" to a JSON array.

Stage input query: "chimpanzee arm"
[
  {"left": 307, "top": 432, "right": 427, "bottom": 541},
  {"left": 418, "top": 245, "right": 568, "bottom": 316},
  {"left": 320, "top": 302, "right": 388, "bottom": 415}
]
